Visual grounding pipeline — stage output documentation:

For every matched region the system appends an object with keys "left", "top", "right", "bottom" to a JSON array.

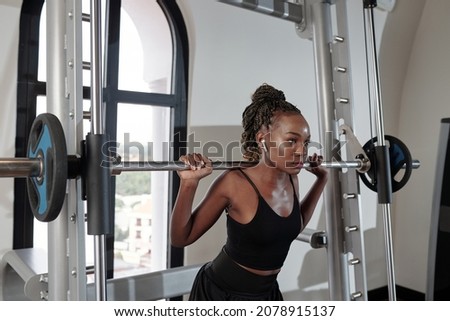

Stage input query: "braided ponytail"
[{"left": 241, "top": 83, "right": 301, "bottom": 161}]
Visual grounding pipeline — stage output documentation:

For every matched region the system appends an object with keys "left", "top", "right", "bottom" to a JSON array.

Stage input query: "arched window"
[{"left": 15, "top": 0, "right": 188, "bottom": 279}]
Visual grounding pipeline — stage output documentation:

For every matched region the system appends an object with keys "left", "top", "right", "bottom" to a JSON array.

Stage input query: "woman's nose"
[
  {"left": 295, "top": 144, "right": 305, "bottom": 155},
  {"left": 294, "top": 144, "right": 308, "bottom": 160}
]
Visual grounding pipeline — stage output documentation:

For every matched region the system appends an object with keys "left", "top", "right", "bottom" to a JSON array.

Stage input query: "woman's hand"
[
  {"left": 305, "top": 153, "right": 328, "bottom": 180},
  {"left": 177, "top": 153, "right": 213, "bottom": 181}
]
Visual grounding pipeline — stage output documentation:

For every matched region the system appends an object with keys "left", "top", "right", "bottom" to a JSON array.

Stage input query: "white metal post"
[
  {"left": 90, "top": 0, "right": 108, "bottom": 301},
  {"left": 310, "top": 0, "right": 350, "bottom": 300},
  {"left": 66, "top": 0, "right": 88, "bottom": 300},
  {"left": 46, "top": 0, "right": 70, "bottom": 301},
  {"left": 363, "top": 3, "right": 396, "bottom": 301}
]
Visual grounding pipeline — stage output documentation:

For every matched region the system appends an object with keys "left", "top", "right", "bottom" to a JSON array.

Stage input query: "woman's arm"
[
  {"left": 299, "top": 153, "right": 328, "bottom": 227},
  {"left": 170, "top": 153, "right": 229, "bottom": 247}
]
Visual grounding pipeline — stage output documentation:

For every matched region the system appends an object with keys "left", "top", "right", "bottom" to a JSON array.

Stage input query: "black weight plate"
[
  {"left": 27, "top": 113, "right": 67, "bottom": 222},
  {"left": 359, "top": 135, "right": 413, "bottom": 193}
]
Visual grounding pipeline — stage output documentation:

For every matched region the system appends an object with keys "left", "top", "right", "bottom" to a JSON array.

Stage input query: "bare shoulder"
[
  {"left": 206, "top": 169, "right": 246, "bottom": 198},
  {"left": 210, "top": 169, "right": 242, "bottom": 190}
]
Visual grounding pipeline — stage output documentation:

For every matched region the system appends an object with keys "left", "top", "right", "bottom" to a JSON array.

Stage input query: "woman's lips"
[{"left": 290, "top": 162, "right": 304, "bottom": 169}]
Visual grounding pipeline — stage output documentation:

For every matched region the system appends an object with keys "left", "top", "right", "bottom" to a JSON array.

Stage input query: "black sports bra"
[{"left": 224, "top": 170, "right": 303, "bottom": 270}]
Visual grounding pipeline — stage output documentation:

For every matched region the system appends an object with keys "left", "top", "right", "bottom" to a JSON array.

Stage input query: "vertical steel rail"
[
  {"left": 311, "top": 1, "right": 350, "bottom": 300},
  {"left": 333, "top": 0, "right": 368, "bottom": 300},
  {"left": 90, "top": 0, "right": 107, "bottom": 301},
  {"left": 363, "top": 3, "right": 396, "bottom": 300},
  {"left": 46, "top": 0, "right": 70, "bottom": 300},
  {"left": 66, "top": 0, "right": 88, "bottom": 300},
  {"left": 90, "top": 0, "right": 105, "bottom": 136}
]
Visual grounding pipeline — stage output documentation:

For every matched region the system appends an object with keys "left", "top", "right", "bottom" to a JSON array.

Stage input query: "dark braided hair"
[{"left": 241, "top": 83, "right": 302, "bottom": 161}]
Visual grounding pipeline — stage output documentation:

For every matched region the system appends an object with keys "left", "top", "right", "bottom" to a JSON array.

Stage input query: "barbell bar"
[
  {"left": 110, "top": 159, "right": 420, "bottom": 174},
  {"left": 0, "top": 158, "right": 42, "bottom": 178},
  {"left": 0, "top": 157, "right": 420, "bottom": 177},
  {"left": 4, "top": 113, "right": 421, "bottom": 222}
]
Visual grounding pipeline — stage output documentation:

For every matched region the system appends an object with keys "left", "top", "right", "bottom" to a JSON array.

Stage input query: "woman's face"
[{"left": 261, "top": 112, "right": 311, "bottom": 173}]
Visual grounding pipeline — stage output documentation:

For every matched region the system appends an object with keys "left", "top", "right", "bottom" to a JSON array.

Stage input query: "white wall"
[
  {"left": 0, "top": 0, "right": 22, "bottom": 298},
  {"left": 392, "top": 0, "right": 450, "bottom": 293}
]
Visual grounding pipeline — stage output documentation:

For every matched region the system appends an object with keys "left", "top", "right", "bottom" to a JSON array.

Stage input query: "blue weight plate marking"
[
  {"left": 359, "top": 135, "right": 413, "bottom": 193},
  {"left": 27, "top": 113, "right": 67, "bottom": 222},
  {"left": 28, "top": 124, "right": 51, "bottom": 216}
]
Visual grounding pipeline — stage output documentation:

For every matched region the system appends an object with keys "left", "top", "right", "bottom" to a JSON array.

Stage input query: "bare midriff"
[{"left": 237, "top": 262, "right": 281, "bottom": 276}]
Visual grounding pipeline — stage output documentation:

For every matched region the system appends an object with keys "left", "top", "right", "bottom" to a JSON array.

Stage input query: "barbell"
[
  {"left": 0, "top": 157, "right": 420, "bottom": 176},
  {"left": 1, "top": 113, "right": 420, "bottom": 222}
]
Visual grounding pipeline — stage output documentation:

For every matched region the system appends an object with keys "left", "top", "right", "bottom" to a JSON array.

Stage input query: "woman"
[{"left": 170, "top": 83, "right": 328, "bottom": 300}]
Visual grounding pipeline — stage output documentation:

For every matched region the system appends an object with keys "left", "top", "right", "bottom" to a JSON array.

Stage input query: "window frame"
[{"left": 14, "top": 0, "right": 188, "bottom": 273}]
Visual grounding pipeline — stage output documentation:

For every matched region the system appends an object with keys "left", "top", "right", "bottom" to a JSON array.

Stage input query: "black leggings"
[{"left": 189, "top": 248, "right": 283, "bottom": 301}]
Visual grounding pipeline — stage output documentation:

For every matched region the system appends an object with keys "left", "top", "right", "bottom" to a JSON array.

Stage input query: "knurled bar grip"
[{"left": 111, "top": 160, "right": 367, "bottom": 173}]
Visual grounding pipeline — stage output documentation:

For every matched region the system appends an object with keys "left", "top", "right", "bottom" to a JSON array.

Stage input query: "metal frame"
[
  {"left": 219, "top": 0, "right": 407, "bottom": 302},
  {"left": 3, "top": 0, "right": 406, "bottom": 301},
  {"left": 218, "top": 0, "right": 303, "bottom": 23},
  {"left": 221, "top": 0, "right": 369, "bottom": 300},
  {"left": 46, "top": 0, "right": 71, "bottom": 300},
  {"left": 2, "top": 247, "right": 202, "bottom": 301},
  {"left": 88, "top": 0, "right": 109, "bottom": 301},
  {"left": 65, "top": 0, "right": 88, "bottom": 301},
  {"left": 87, "top": 264, "right": 203, "bottom": 301},
  {"left": 309, "top": 1, "right": 352, "bottom": 299},
  {"left": 363, "top": 1, "right": 396, "bottom": 301},
  {"left": 331, "top": 0, "right": 369, "bottom": 300},
  {"left": 4, "top": 0, "right": 189, "bottom": 301}
]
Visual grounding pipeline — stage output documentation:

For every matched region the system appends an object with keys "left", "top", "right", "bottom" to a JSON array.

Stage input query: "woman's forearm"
[
  {"left": 170, "top": 179, "right": 200, "bottom": 247},
  {"left": 300, "top": 175, "right": 328, "bottom": 227}
]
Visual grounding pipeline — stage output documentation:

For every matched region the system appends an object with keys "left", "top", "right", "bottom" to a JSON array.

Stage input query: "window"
[
  {"left": 15, "top": 0, "right": 188, "bottom": 281},
  {"left": 118, "top": 1, "right": 173, "bottom": 94}
]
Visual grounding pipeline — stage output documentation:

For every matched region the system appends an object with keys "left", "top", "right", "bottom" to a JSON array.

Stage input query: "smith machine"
[{"left": 1, "top": 0, "right": 419, "bottom": 301}]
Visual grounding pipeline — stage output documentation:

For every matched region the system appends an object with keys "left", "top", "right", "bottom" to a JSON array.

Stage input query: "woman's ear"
[
  {"left": 256, "top": 131, "right": 269, "bottom": 152},
  {"left": 255, "top": 131, "right": 268, "bottom": 143}
]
